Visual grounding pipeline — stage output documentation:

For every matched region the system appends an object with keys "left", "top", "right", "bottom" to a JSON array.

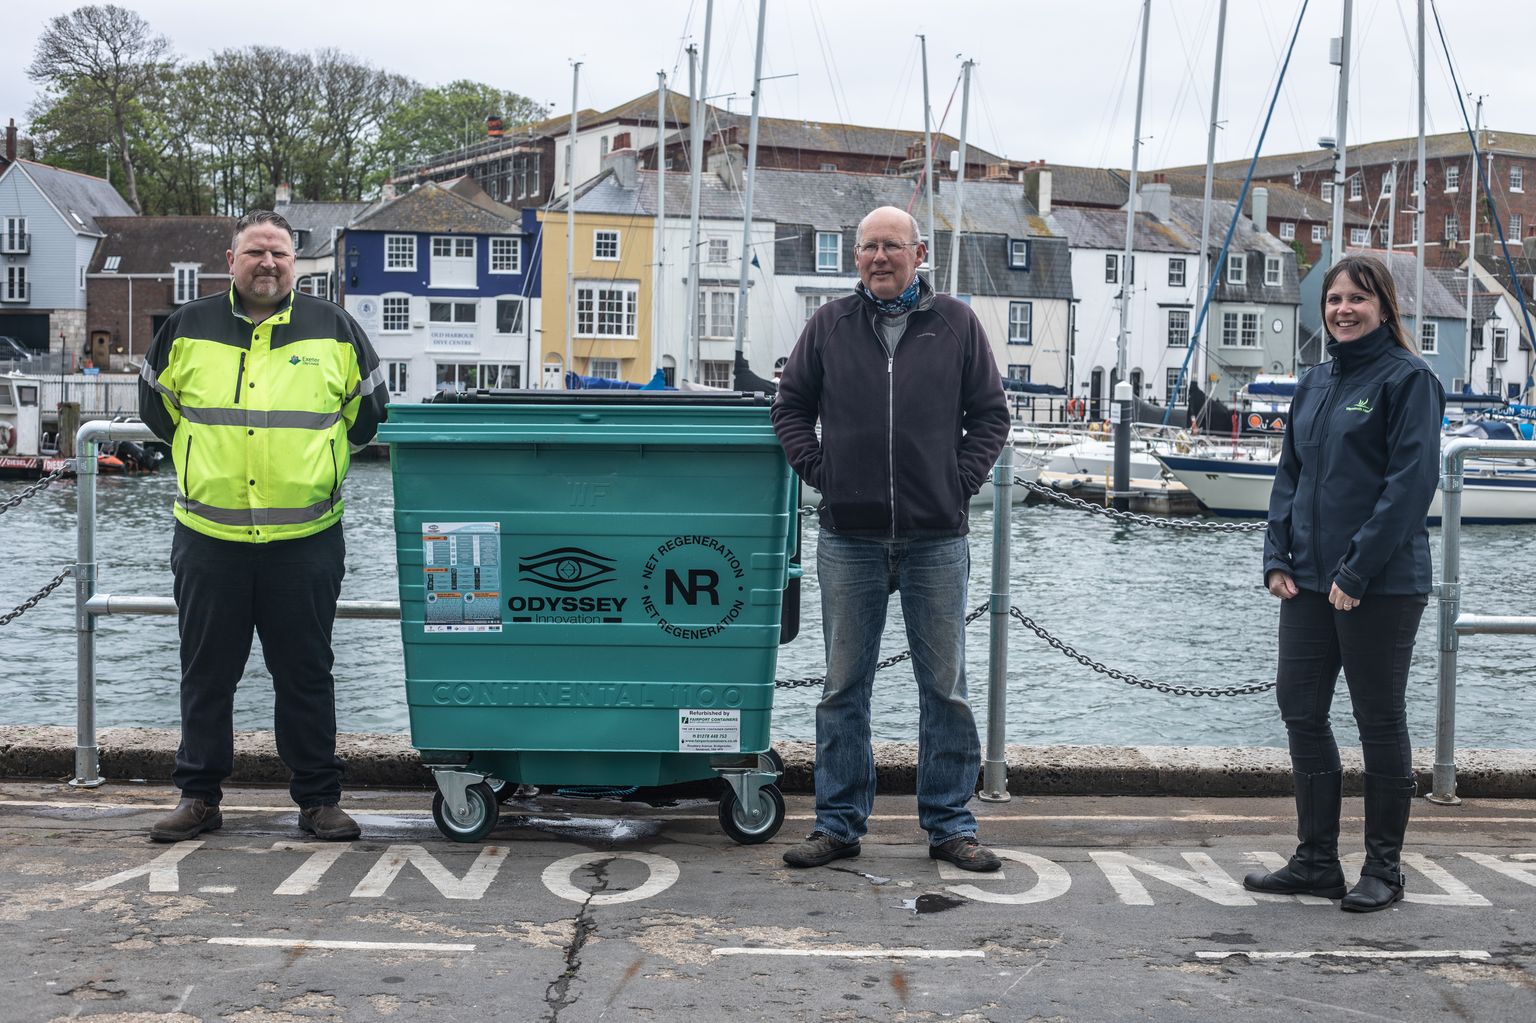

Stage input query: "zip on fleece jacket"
[
  {"left": 1262, "top": 322, "right": 1444, "bottom": 598},
  {"left": 770, "top": 279, "right": 1011, "bottom": 541}
]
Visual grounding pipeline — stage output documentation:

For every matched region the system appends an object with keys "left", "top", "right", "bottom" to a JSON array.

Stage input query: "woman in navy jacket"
[{"left": 1245, "top": 254, "right": 1445, "bottom": 912}]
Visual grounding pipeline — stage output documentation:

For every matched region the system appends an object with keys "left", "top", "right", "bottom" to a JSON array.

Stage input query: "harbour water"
[{"left": 4, "top": 460, "right": 1533, "bottom": 750}]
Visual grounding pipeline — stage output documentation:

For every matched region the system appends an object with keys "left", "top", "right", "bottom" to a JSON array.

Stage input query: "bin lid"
[{"left": 429, "top": 388, "right": 773, "bottom": 408}]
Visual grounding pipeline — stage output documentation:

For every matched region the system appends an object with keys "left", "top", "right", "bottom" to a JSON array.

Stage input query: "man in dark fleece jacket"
[{"left": 771, "top": 205, "right": 1010, "bottom": 872}]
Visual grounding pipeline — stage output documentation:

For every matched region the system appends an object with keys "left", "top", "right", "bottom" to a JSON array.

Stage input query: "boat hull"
[{"left": 1156, "top": 452, "right": 1536, "bottom": 525}]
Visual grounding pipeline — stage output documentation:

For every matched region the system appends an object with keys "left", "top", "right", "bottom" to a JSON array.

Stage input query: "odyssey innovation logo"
[{"left": 517, "top": 546, "right": 617, "bottom": 592}]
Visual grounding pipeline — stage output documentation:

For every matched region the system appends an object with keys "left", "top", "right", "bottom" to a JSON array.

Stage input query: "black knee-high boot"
[
  {"left": 1340, "top": 772, "right": 1416, "bottom": 913},
  {"left": 1243, "top": 769, "right": 1347, "bottom": 899}
]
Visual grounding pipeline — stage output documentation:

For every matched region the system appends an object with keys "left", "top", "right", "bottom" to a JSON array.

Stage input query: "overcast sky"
[{"left": 2, "top": 0, "right": 1530, "bottom": 173}]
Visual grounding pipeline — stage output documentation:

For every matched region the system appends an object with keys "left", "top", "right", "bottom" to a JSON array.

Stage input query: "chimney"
[
  {"left": 1139, "top": 180, "right": 1172, "bottom": 221},
  {"left": 4, "top": 119, "right": 15, "bottom": 163},
  {"left": 709, "top": 143, "right": 745, "bottom": 190},
  {"left": 275, "top": 182, "right": 292, "bottom": 206},
  {"left": 985, "top": 162, "right": 1012, "bottom": 182},
  {"left": 603, "top": 148, "right": 639, "bottom": 190},
  {"left": 1251, "top": 186, "right": 1269, "bottom": 233},
  {"left": 1024, "top": 168, "right": 1052, "bottom": 216},
  {"left": 381, "top": 182, "right": 398, "bottom": 202}
]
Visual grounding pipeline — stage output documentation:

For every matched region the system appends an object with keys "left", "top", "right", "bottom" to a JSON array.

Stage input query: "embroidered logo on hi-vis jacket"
[
  {"left": 1345, "top": 398, "right": 1374, "bottom": 414},
  {"left": 288, "top": 355, "right": 321, "bottom": 367}
]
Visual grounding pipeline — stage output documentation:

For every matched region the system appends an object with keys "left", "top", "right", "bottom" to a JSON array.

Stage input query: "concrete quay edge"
[{"left": 2, "top": 726, "right": 1533, "bottom": 798}]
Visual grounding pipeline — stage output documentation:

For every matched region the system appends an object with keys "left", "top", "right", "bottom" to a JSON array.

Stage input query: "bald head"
[{"left": 856, "top": 206, "right": 921, "bottom": 247}]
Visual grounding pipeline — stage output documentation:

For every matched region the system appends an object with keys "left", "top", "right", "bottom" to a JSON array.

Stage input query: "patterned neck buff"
[{"left": 863, "top": 275, "right": 921, "bottom": 315}]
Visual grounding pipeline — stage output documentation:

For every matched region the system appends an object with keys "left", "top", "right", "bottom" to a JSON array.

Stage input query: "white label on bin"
[
  {"left": 422, "top": 521, "right": 502, "bottom": 633},
  {"left": 678, "top": 709, "right": 740, "bottom": 752}
]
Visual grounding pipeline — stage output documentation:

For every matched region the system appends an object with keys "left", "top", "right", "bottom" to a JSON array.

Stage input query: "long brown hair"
[{"left": 1320, "top": 254, "right": 1416, "bottom": 352}]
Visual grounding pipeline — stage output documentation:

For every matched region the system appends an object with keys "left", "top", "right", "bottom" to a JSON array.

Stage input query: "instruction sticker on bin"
[
  {"left": 678, "top": 709, "right": 741, "bottom": 752},
  {"left": 422, "top": 521, "right": 503, "bottom": 633}
]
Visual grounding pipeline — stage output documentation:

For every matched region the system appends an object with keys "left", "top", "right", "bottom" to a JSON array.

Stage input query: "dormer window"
[
  {"left": 1008, "top": 238, "right": 1030, "bottom": 270},
  {"left": 174, "top": 263, "right": 199, "bottom": 304}
]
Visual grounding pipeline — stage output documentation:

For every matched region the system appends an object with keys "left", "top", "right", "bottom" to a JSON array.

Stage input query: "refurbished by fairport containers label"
[{"left": 678, "top": 708, "right": 741, "bottom": 752}]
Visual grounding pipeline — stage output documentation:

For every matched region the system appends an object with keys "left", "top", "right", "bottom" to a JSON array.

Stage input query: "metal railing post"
[
  {"left": 979, "top": 444, "right": 1013, "bottom": 802},
  {"left": 72, "top": 420, "right": 159, "bottom": 788},
  {"left": 1430, "top": 440, "right": 1464, "bottom": 805}
]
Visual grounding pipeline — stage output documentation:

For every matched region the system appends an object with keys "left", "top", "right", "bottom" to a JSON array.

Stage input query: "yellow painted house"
[{"left": 536, "top": 210, "right": 656, "bottom": 385}]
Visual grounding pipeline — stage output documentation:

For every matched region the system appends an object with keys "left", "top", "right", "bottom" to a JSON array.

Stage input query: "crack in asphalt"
[{"left": 543, "top": 859, "right": 610, "bottom": 1023}]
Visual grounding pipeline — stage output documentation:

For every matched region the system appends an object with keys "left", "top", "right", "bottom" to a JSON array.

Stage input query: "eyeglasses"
[{"left": 855, "top": 241, "right": 919, "bottom": 256}]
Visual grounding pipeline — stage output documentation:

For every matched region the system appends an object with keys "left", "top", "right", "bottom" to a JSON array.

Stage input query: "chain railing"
[
  {"left": 774, "top": 599, "right": 1273, "bottom": 698},
  {"left": 0, "top": 462, "right": 71, "bottom": 515},
  {"left": 1, "top": 567, "right": 71, "bottom": 627},
  {"left": 1014, "top": 476, "right": 1268, "bottom": 532}
]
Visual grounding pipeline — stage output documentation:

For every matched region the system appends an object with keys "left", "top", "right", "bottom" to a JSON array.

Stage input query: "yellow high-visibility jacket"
[{"left": 139, "top": 287, "right": 388, "bottom": 543}]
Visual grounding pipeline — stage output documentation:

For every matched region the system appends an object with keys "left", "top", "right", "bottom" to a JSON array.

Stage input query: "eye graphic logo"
[{"left": 518, "top": 547, "right": 616, "bottom": 592}]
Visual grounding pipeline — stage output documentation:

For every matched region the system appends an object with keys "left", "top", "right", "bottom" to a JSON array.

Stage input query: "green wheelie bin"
[{"left": 378, "top": 390, "right": 799, "bottom": 844}]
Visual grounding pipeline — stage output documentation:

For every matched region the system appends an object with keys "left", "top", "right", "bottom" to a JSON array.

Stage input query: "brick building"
[
  {"left": 1163, "top": 130, "right": 1536, "bottom": 269},
  {"left": 84, "top": 217, "right": 234, "bottom": 371}
]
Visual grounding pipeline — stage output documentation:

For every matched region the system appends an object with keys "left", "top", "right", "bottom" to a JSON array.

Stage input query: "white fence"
[{"left": 39, "top": 374, "right": 142, "bottom": 421}]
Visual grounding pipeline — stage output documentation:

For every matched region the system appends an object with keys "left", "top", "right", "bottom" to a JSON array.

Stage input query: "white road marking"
[
  {"left": 541, "top": 851, "right": 679, "bottom": 905},
  {"left": 943, "top": 850, "right": 1073, "bottom": 905},
  {"left": 1197, "top": 949, "right": 1491, "bottom": 962},
  {"left": 198, "top": 885, "right": 236, "bottom": 894},
  {"left": 209, "top": 937, "right": 474, "bottom": 952},
  {"left": 351, "top": 844, "right": 508, "bottom": 900},
  {"left": 1091, "top": 851, "right": 1254, "bottom": 906},
  {"left": 270, "top": 842, "right": 348, "bottom": 895},
  {"left": 713, "top": 947, "right": 984, "bottom": 959},
  {"left": 77, "top": 842, "right": 202, "bottom": 893}
]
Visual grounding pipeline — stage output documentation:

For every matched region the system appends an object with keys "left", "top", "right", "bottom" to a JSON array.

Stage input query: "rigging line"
[
  {"left": 1091, "top": 9, "right": 1143, "bottom": 171},
  {"left": 1244, "top": 0, "right": 1307, "bottom": 161},
  {"left": 876, "top": 37, "right": 923, "bottom": 170},
  {"left": 970, "top": 68, "right": 1008, "bottom": 162},
  {"left": 1165, "top": 0, "right": 1313, "bottom": 425},
  {"left": 805, "top": 0, "right": 856, "bottom": 160},
  {"left": 1151, "top": 0, "right": 1214, "bottom": 171},
  {"left": 1430, "top": 0, "right": 1536, "bottom": 395}
]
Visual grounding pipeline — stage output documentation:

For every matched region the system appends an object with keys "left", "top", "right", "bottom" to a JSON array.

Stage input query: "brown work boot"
[
  {"left": 149, "top": 797, "right": 222, "bottom": 843},
  {"left": 782, "top": 831, "right": 861, "bottom": 868},
  {"left": 298, "top": 804, "right": 360, "bottom": 841},
  {"left": 929, "top": 835, "right": 1002, "bottom": 872}
]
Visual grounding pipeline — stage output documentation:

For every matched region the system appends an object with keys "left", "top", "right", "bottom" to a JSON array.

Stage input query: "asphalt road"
[{"left": 3, "top": 782, "right": 1534, "bottom": 1023}]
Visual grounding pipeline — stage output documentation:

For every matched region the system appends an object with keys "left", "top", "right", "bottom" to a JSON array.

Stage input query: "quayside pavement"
[{"left": 2, "top": 781, "right": 1534, "bottom": 1023}]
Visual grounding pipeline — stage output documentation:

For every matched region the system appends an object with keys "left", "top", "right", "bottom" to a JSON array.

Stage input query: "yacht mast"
[
  {"left": 948, "top": 58, "right": 972, "bottom": 297},
  {"left": 684, "top": 2, "right": 714, "bottom": 384},
  {"left": 920, "top": 34, "right": 936, "bottom": 273},
  {"left": 564, "top": 62, "right": 580, "bottom": 389},
  {"left": 653, "top": 71, "right": 667, "bottom": 382},
  {"left": 1413, "top": 0, "right": 1426, "bottom": 345},
  {"left": 732, "top": 0, "right": 768, "bottom": 384},
  {"left": 1196, "top": 0, "right": 1229, "bottom": 398},
  {"left": 1330, "top": 0, "right": 1352, "bottom": 268},
  {"left": 1114, "top": 0, "right": 1151, "bottom": 513}
]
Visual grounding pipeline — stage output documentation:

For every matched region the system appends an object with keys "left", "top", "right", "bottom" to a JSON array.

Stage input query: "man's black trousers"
[{"left": 170, "top": 521, "right": 346, "bottom": 807}]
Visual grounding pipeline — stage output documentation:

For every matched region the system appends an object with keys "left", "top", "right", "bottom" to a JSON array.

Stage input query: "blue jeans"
[{"left": 813, "top": 529, "right": 980, "bottom": 845}]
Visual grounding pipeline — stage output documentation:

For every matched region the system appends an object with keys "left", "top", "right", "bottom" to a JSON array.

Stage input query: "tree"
[
  {"left": 300, "top": 51, "right": 414, "bottom": 201},
  {"left": 377, "top": 80, "right": 549, "bottom": 174},
  {"left": 26, "top": 4, "right": 173, "bottom": 214}
]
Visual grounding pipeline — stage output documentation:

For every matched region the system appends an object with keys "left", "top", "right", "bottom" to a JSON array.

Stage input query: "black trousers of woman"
[{"left": 1275, "top": 588, "right": 1427, "bottom": 776}]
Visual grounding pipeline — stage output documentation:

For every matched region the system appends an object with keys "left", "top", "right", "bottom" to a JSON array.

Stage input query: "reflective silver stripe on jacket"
[
  {"left": 178, "top": 407, "right": 343, "bottom": 430},
  {"left": 353, "top": 364, "right": 387, "bottom": 399},
  {"left": 177, "top": 494, "right": 339, "bottom": 526},
  {"left": 139, "top": 363, "right": 182, "bottom": 410}
]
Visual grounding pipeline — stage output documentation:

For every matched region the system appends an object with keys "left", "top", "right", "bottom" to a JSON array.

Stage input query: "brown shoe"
[
  {"left": 149, "top": 797, "right": 223, "bottom": 843},
  {"left": 929, "top": 835, "right": 1002, "bottom": 872},
  {"left": 298, "top": 804, "right": 360, "bottom": 841}
]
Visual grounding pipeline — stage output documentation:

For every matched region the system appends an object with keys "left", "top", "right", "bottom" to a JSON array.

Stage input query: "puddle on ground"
[
  {"left": 506, "top": 816, "right": 665, "bottom": 843},
  {"left": 898, "top": 893, "right": 966, "bottom": 915}
]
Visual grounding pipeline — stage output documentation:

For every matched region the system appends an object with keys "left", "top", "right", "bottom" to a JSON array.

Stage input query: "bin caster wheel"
[
  {"left": 719, "top": 782, "right": 785, "bottom": 845},
  {"left": 764, "top": 748, "right": 784, "bottom": 776},
  {"left": 432, "top": 781, "right": 498, "bottom": 843},
  {"left": 486, "top": 777, "right": 535, "bottom": 804}
]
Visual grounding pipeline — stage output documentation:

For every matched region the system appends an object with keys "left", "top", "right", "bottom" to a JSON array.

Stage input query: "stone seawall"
[{"left": 2, "top": 726, "right": 1532, "bottom": 797}]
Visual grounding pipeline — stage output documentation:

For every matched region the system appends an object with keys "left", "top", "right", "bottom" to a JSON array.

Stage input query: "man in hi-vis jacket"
[
  {"left": 138, "top": 209, "right": 387, "bottom": 843},
  {"left": 771, "top": 205, "right": 1010, "bottom": 871}
]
